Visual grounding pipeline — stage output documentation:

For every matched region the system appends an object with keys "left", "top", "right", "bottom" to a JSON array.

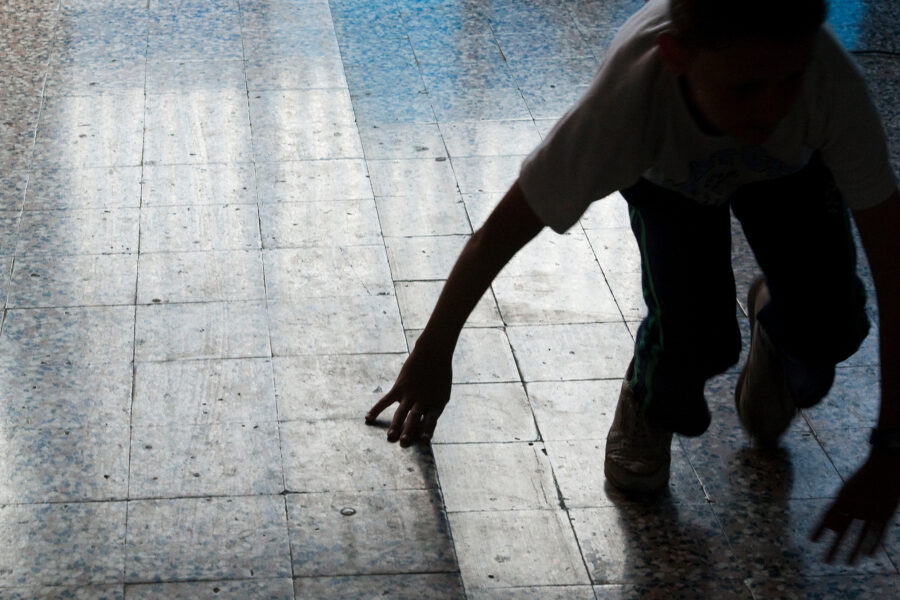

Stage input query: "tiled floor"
[{"left": 0, "top": 0, "right": 898, "bottom": 598}]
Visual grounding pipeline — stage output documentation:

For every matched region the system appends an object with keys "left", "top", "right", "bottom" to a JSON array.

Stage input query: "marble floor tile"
[
  {"left": 602, "top": 270, "right": 646, "bottom": 322},
  {"left": 16, "top": 207, "right": 140, "bottom": 256},
  {"left": 249, "top": 89, "right": 356, "bottom": 129},
  {"left": 286, "top": 489, "right": 456, "bottom": 577},
  {"left": 129, "top": 422, "right": 283, "bottom": 498},
  {"left": 743, "top": 574, "right": 900, "bottom": 600},
  {"left": 245, "top": 53, "right": 348, "bottom": 91},
  {"left": 583, "top": 228, "right": 642, "bottom": 274},
  {"left": 406, "top": 327, "right": 521, "bottom": 385},
  {"left": 367, "top": 158, "right": 458, "bottom": 198},
  {"left": 433, "top": 442, "right": 558, "bottom": 512},
  {"left": 395, "top": 280, "right": 502, "bottom": 330},
  {"left": 294, "top": 574, "right": 465, "bottom": 600},
  {"left": 139, "top": 204, "right": 261, "bottom": 253},
  {"left": 343, "top": 64, "right": 425, "bottom": 98},
  {"left": 802, "top": 365, "right": 880, "bottom": 434},
  {"left": 450, "top": 509, "right": 590, "bottom": 589},
  {"left": 526, "top": 379, "right": 620, "bottom": 442},
  {"left": 125, "top": 495, "right": 291, "bottom": 582},
  {"left": 32, "top": 93, "right": 144, "bottom": 168},
  {"left": 273, "top": 353, "right": 406, "bottom": 421},
  {"left": 439, "top": 120, "right": 542, "bottom": 159},
  {"left": 268, "top": 294, "right": 406, "bottom": 355},
  {"left": 493, "top": 268, "right": 622, "bottom": 325},
  {"left": 544, "top": 438, "right": 706, "bottom": 508},
  {"left": 358, "top": 122, "right": 446, "bottom": 160},
  {"left": 592, "top": 580, "right": 753, "bottom": 600},
  {"left": 376, "top": 194, "right": 473, "bottom": 237},
  {"left": 434, "top": 382, "right": 538, "bottom": 444},
  {"left": 137, "top": 250, "right": 265, "bottom": 304},
  {"left": 0, "top": 424, "right": 129, "bottom": 503},
  {"left": 467, "top": 587, "right": 596, "bottom": 600},
  {"left": 144, "top": 91, "right": 252, "bottom": 165},
  {"left": 145, "top": 59, "right": 245, "bottom": 94},
  {"left": 125, "top": 579, "right": 293, "bottom": 600},
  {"left": 0, "top": 360, "right": 132, "bottom": 428},
  {"left": 9, "top": 253, "right": 137, "bottom": 308},
  {"left": 251, "top": 121, "right": 364, "bottom": 162},
  {"left": 281, "top": 419, "right": 437, "bottom": 493},
  {"left": 451, "top": 155, "right": 524, "bottom": 195},
  {"left": 132, "top": 358, "right": 276, "bottom": 426},
  {"left": 140, "top": 163, "right": 258, "bottom": 207},
  {"left": 571, "top": 502, "right": 743, "bottom": 585},
  {"left": 43, "top": 58, "right": 147, "bottom": 97},
  {"left": 461, "top": 192, "right": 501, "bottom": 230},
  {"left": 349, "top": 91, "right": 437, "bottom": 125},
  {"left": 24, "top": 165, "right": 142, "bottom": 210},
  {"left": 384, "top": 234, "right": 470, "bottom": 281},
  {"left": 712, "top": 499, "right": 895, "bottom": 578},
  {"left": 262, "top": 246, "right": 393, "bottom": 300},
  {"left": 0, "top": 306, "right": 135, "bottom": 368},
  {"left": 0, "top": 501, "right": 126, "bottom": 587},
  {"left": 522, "top": 85, "right": 591, "bottom": 121},
  {"left": 580, "top": 192, "right": 631, "bottom": 230},
  {"left": 506, "top": 322, "right": 634, "bottom": 383},
  {"left": 259, "top": 199, "right": 381, "bottom": 248},
  {"left": 500, "top": 227, "right": 603, "bottom": 279},
  {"left": 242, "top": 26, "right": 342, "bottom": 62},
  {"left": 0, "top": 170, "right": 27, "bottom": 211},
  {"left": 0, "top": 583, "right": 125, "bottom": 600},
  {"left": 134, "top": 300, "right": 270, "bottom": 362},
  {"left": 254, "top": 159, "right": 372, "bottom": 203}
]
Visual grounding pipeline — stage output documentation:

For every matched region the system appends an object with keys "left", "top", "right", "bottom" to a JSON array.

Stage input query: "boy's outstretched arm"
[
  {"left": 813, "top": 188, "right": 900, "bottom": 563},
  {"left": 365, "top": 180, "right": 544, "bottom": 447}
]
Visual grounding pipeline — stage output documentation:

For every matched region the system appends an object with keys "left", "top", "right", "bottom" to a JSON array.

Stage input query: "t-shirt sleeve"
[
  {"left": 819, "top": 35, "right": 898, "bottom": 209},
  {"left": 518, "top": 53, "right": 658, "bottom": 233}
]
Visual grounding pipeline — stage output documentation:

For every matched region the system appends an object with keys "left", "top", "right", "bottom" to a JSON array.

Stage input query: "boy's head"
[{"left": 658, "top": 0, "right": 828, "bottom": 145}]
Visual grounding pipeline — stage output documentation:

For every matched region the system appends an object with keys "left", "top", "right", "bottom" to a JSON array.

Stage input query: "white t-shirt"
[{"left": 519, "top": 0, "right": 897, "bottom": 233}]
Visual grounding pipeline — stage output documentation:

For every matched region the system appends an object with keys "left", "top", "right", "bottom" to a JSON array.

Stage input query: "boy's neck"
[{"left": 677, "top": 76, "right": 722, "bottom": 137}]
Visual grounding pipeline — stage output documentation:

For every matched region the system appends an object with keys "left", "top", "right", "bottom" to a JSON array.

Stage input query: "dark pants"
[{"left": 622, "top": 156, "right": 870, "bottom": 436}]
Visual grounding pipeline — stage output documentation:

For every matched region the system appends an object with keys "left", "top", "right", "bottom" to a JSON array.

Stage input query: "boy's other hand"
[
  {"left": 811, "top": 450, "right": 900, "bottom": 564},
  {"left": 365, "top": 346, "right": 452, "bottom": 447}
]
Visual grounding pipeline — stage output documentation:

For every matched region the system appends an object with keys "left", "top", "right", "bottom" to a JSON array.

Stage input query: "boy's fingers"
[
  {"left": 365, "top": 391, "right": 398, "bottom": 423},
  {"left": 419, "top": 412, "right": 440, "bottom": 444},
  {"left": 400, "top": 406, "right": 424, "bottom": 447}
]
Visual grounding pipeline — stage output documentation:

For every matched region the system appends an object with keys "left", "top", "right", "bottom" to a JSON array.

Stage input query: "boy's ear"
[{"left": 657, "top": 31, "right": 692, "bottom": 74}]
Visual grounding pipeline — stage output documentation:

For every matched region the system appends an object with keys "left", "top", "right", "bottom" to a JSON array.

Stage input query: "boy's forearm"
[
  {"left": 853, "top": 188, "right": 900, "bottom": 431},
  {"left": 415, "top": 179, "right": 544, "bottom": 359}
]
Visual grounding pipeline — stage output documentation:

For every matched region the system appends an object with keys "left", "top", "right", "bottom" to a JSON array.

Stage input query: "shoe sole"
[{"left": 604, "top": 456, "right": 670, "bottom": 494}]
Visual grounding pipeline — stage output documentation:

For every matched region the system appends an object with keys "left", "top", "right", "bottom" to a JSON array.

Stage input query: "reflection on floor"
[{"left": 0, "top": 0, "right": 898, "bottom": 598}]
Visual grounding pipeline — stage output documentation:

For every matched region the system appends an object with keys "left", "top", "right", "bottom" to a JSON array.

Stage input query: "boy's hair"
[{"left": 669, "top": 0, "right": 828, "bottom": 48}]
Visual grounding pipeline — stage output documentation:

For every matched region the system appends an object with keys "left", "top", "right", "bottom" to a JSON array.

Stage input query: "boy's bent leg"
[
  {"left": 732, "top": 155, "right": 871, "bottom": 413},
  {"left": 625, "top": 179, "right": 743, "bottom": 436}
]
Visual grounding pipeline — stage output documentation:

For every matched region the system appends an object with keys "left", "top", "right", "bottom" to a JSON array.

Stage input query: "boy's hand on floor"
[
  {"left": 365, "top": 347, "right": 452, "bottom": 447},
  {"left": 811, "top": 451, "right": 900, "bottom": 564}
]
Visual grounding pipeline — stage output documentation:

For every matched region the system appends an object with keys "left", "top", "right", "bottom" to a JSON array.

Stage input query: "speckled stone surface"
[{"left": 0, "top": 0, "right": 897, "bottom": 598}]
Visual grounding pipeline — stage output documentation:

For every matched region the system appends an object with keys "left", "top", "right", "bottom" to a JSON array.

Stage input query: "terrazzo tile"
[
  {"left": 245, "top": 53, "right": 347, "bottom": 91},
  {"left": 580, "top": 192, "right": 631, "bottom": 229},
  {"left": 252, "top": 120, "right": 365, "bottom": 161},
  {"left": 248, "top": 89, "right": 356, "bottom": 129},
  {"left": 367, "top": 157, "right": 458, "bottom": 197},
  {"left": 0, "top": 424, "right": 129, "bottom": 503},
  {"left": 286, "top": 489, "right": 456, "bottom": 576},
  {"left": 376, "top": 194, "right": 472, "bottom": 237},
  {"left": 144, "top": 91, "right": 253, "bottom": 165},
  {"left": 343, "top": 64, "right": 426, "bottom": 97},
  {"left": 829, "top": 2, "right": 900, "bottom": 53},
  {"left": 0, "top": 171, "right": 28, "bottom": 211},
  {"left": 544, "top": 438, "right": 706, "bottom": 508},
  {"left": 137, "top": 250, "right": 265, "bottom": 304},
  {"left": 262, "top": 246, "right": 393, "bottom": 300},
  {"left": 802, "top": 366, "right": 880, "bottom": 435},
  {"left": 571, "top": 502, "right": 743, "bottom": 585},
  {"left": 281, "top": 419, "right": 437, "bottom": 492},
  {"left": 467, "top": 587, "right": 596, "bottom": 600},
  {"left": 500, "top": 227, "right": 601, "bottom": 278},
  {"left": 506, "top": 322, "right": 634, "bottom": 382},
  {"left": 433, "top": 442, "right": 558, "bottom": 512},
  {"left": 0, "top": 360, "right": 132, "bottom": 428},
  {"left": 268, "top": 295, "right": 406, "bottom": 355},
  {"left": 384, "top": 235, "right": 470, "bottom": 281},
  {"left": 406, "top": 327, "right": 521, "bottom": 385},
  {"left": 9, "top": 253, "right": 137, "bottom": 307},
  {"left": 254, "top": 159, "right": 372, "bottom": 204},
  {"left": 461, "top": 192, "right": 501, "bottom": 230},
  {"left": 242, "top": 26, "right": 342, "bottom": 61},
  {"left": 32, "top": 93, "right": 144, "bottom": 167},
  {"left": 132, "top": 358, "right": 276, "bottom": 425},
  {"left": 409, "top": 32, "right": 502, "bottom": 66},
  {"left": 713, "top": 498, "right": 894, "bottom": 578},
  {"left": 24, "top": 166, "right": 142, "bottom": 210},
  {"left": 395, "top": 280, "right": 502, "bottom": 330},
  {"left": 0, "top": 306, "right": 134, "bottom": 368},
  {"left": 430, "top": 88, "right": 533, "bottom": 123},
  {"left": 240, "top": 1, "right": 334, "bottom": 30},
  {"left": 418, "top": 55, "right": 516, "bottom": 93},
  {"left": 135, "top": 300, "right": 270, "bottom": 361},
  {"left": 526, "top": 379, "right": 620, "bottom": 442},
  {"left": 349, "top": 92, "right": 437, "bottom": 125},
  {"left": 522, "top": 85, "right": 592, "bottom": 121},
  {"left": 488, "top": 5, "right": 581, "bottom": 37},
  {"left": 16, "top": 207, "right": 140, "bottom": 256},
  {"left": 125, "top": 579, "right": 293, "bottom": 600},
  {"left": 450, "top": 509, "right": 590, "bottom": 589},
  {"left": 0, "top": 501, "right": 126, "bottom": 587},
  {"left": 434, "top": 382, "right": 538, "bottom": 444},
  {"left": 259, "top": 199, "right": 381, "bottom": 248},
  {"left": 583, "top": 227, "right": 642, "bottom": 274},
  {"left": 293, "top": 574, "right": 465, "bottom": 600},
  {"left": 139, "top": 204, "right": 261, "bottom": 252},
  {"left": 744, "top": 574, "right": 900, "bottom": 600},
  {"left": 592, "top": 580, "right": 752, "bottom": 599},
  {"left": 439, "top": 120, "right": 542, "bottom": 159},
  {"left": 43, "top": 59, "right": 146, "bottom": 97},
  {"left": 141, "top": 163, "right": 257, "bottom": 206},
  {"left": 358, "top": 122, "right": 446, "bottom": 159},
  {"left": 452, "top": 155, "right": 525, "bottom": 195},
  {"left": 129, "top": 422, "right": 283, "bottom": 498},
  {"left": 0, "top": 584, "right": 125, "bottom": 600},
  {"left": 125, "top": 495, "right": 291, "bottom": 582},
  {"left": 602, "top": 270, "right": 646, "bottom": 322}
]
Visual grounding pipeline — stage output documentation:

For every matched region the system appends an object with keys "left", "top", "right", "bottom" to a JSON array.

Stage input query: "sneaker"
[
  {"left": 604, "top": 361, "right": 673, "bottom": 493},
  {"left": 734, "top": 277, "right": 797, "bottom": 446}
]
